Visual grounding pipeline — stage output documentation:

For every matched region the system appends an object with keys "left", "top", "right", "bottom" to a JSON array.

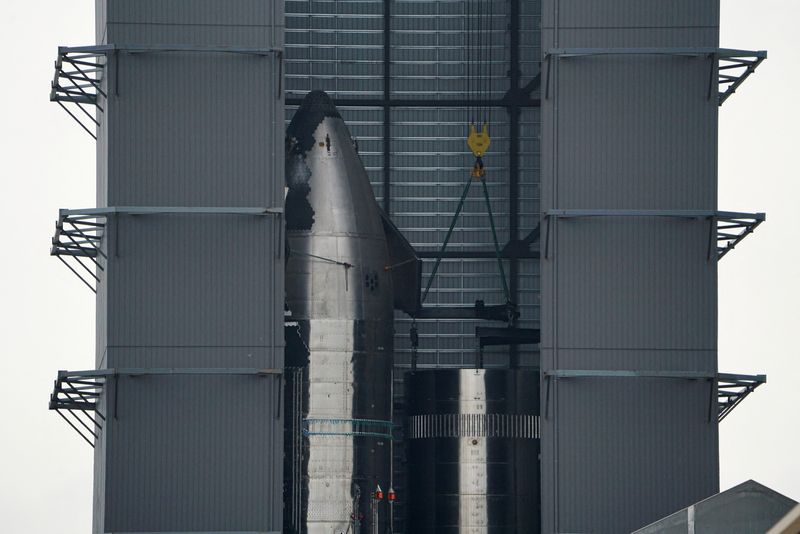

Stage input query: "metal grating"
[
  {"left": 285, "top": 0, "right": 385, "bottom": 99},
  {"left": 390, "top": 0, "right": 509, "bottom": 100}
]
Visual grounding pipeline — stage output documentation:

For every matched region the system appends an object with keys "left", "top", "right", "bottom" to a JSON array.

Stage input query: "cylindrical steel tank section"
[
  {"left": 405, "top": 369, "right": 540, "bottom": 533},
  {"left": 284, "top": 91, "right": 394, "bottom": 534}
]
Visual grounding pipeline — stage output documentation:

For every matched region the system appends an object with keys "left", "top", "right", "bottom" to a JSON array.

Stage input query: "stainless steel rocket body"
[
  {"left": 405, "top": 369, "right": 541, "bottom": 534},
  {"left": 284, "top": 91, "right": 394, "bottom": 534}
]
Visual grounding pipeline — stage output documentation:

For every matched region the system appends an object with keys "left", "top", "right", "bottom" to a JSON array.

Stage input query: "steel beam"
[
  {"left": 382, "top": 0, "right": 391, "bottom": 215},
  {"left": 286, "top": 97, "right": 540, "bottom": 109},
  {"left": 60, "top": 206, "right": 283, "bottom": 217},
  {"left": 507, "top": 0, "right": 522, "bottom": 368},
  {"left": 544, "top": 370, "right": 715, "bottom": 379},
  {"left": 57, "top": 368, "right": 282, "bottom": 378},
  {"left": 546, "top": 209, "right": 765, "bottom": 219},
  {"left": 415, "top": 301, "right": 517, "bottom": 322},
  {"left": 545, "top": 48, "right": 767, "bottom": 106},
  {"left": 476, "top": 327, "right": 540, "bottom": 347},
  {"left": 416, "top": 247, "right": 538, "bottom": 260},
  {"left": 59, "top": 44, "right": 281, "bottom": 56},
  {"left": 546, "top": 47, "right": 767, "bottom": 59},
  {"left": 543, "top": 209, "right": 765, "bottom": 260}
]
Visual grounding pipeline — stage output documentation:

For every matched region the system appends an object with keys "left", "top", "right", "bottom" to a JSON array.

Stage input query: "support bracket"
[
  {"left": 51, "top": 44, "right": 283, "bottom": 138},
  {"left": 51, "top": 206, "right": 283, "bottom": 292},
  {"left": 49, "top": 367, "right": 283, "bottom": 447},
  {"left": 542, "top": 209, "right": 765, "bottom": 261},
  {"left": 543, "top": 370, "right": 766, "bottom": 422},
  {"left": 544, "top": 47, "right": 767, "bottom": 106}
]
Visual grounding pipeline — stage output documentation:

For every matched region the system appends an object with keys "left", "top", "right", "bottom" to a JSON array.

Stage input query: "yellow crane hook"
[{"left": 467, "top": 123, "right": 490, "bottom": 178}]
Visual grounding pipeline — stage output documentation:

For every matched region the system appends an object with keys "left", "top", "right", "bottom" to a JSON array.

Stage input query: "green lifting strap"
[{"left": 421, "top": 172, "right": 511, "bottom": 305}]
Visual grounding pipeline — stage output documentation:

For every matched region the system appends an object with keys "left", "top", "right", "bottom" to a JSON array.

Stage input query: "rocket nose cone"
[
  {"left": 297, "top": 90, "right": 341, "bottom": 119},
  {"left": 287, "top": 91, "right": 342, "bottom": 152}
]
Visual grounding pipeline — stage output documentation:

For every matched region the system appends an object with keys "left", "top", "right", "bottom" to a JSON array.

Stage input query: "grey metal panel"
[
  {"left": 548, "top": 218, "right": 717, "bottom": 350},
  {"left": 106, "top": 24, "right": 283, "bottom": 48},
  {"left": 107, "top": 0, "right": 283, "bottom": 27},
  {"left": 96, "top": 0, "right": 107, "bottom": 44},
  {"left": 106, "top": 347, "right": 278, "bottom": 369},
  {"left": 548, "top": 56, "right": 717, "bottom": 210},
  {"left": 95, "top": 38, "right": 110, "bottom": 371},
  {"left": 541, "top": 28, "right": 719, "bottom": 50},
  {"left": 552, "top": 349, "right": 717, "bottom": 373},
  {"left": 92, "top": 393, "right": 108, "bottom": 534},
  {"left": 104, "top": 374, "right": 282, "bottom": 532},
  {"left": 94, "top": 197, "right": 109, "bottom": 369},
  {"left": 105, "top": 0, "right": 283, "bottom": 48},
  {"left": 106, "top": 216, "right": 281, "bottom": 348},
  {"left": 542, "top": 1, "right": 719, "bottom": 30},
  {"left": 105, "top": 53, "right": 282, "bottom": 206},
  {"left": 541, "top": 374, "right": 718, "bottom": 533}
]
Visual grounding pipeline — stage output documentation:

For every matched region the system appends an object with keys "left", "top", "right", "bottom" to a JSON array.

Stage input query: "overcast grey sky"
[
  {"left": 0, "top": 1, "right": 797, "bottom": 532},
  {"left": 716, "top": 0, "right": 799, "bottom": 503}
]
